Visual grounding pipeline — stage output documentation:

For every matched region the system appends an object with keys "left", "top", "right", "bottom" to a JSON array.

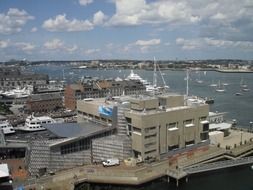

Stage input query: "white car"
[{"left": 102, "top": 158, "right": 120, "bottom": 167}]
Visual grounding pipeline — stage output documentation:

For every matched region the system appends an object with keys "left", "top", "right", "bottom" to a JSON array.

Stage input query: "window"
[
  {"left": 145, "top": 134, "right": 156, "bottom": 139},
  {"left": 200, "top": 132, "right": 209, "bottom": 141},
  {"left": 145, "top": 142, "right": 156, "bottom": 148},
  {"left": 167, "top": 122, "right": 178, "bottom": 130},
  {"left": 144, "top": 149, "right": 156, "bottom": 154},
  {"left": 168, "top": 145, "right": 179, "bottom": 151},
  {"left": 133, "top": 127, "right": 141, "bottom": 133},
  {"left": 203, "top": 123, "right": 209, "bottom": 131}
]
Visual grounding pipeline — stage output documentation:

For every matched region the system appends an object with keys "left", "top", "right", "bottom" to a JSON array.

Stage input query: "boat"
[
  {"left": 17, "top": 114, "right": 62, "bottom": 132},
  {"left": 0, "top": 120, "right": 15, "bottom": 134},
  {"left": 204, "top": 97, "right": 214, "bottom": 104},
  {"left": 235, "top": 92, "right": 243, "bottom": 96},
  {"left": 242, "top": 88, "right": 250, "bottom": 92},
  {"left": 1, "top": 85, "right": 33, "bottom": 99},
  {"left": 240, "top": 78, "right": 248, "bottom": 88},
  {"left": 216, "top": 80, "right": 226, "bottom": 92},
  {"left": 239, "top": 78, "right": 250, "bottom": 92},
  {"left": 126, "top": 58, "right": 169, "bottom": 93}
]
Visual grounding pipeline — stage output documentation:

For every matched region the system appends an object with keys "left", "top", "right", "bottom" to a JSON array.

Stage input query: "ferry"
[
  {"left": 17, "top": 114, "right": 60, "bottom": 132},
  {"left": 0, "top": 120, "right": 15, "bottom": 135}
]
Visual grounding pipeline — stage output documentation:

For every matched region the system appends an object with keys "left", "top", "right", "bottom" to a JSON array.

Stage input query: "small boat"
[
  {"left": 17, "top": 114, "right": 62, "bottom": 132},
  {"left": 242, "top": 88, "right": 250, "bottom": 92},
  {"left": 0, "top": 120, "right": 15, "bottom": 134},
  {"left": 205, "top": 97, "right": 214, "bottom": 104},
  {"left": 235, "top": 92, "right": 243, "bottom": 96}
]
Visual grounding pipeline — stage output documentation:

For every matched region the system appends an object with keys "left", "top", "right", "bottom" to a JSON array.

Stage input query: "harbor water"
[{"left": 30, "top": 65, "right": 253, "bottom": 189}]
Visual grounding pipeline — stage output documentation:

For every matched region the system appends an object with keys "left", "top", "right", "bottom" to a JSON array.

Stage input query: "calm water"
[
  {"left": 31, "top": 65, "right": 253, "bottom": 190},
  {"left": 31, "top": 65, "right": 253, "bottom": 127}
]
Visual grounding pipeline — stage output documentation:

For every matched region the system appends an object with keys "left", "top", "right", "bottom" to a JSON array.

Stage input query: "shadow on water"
[{"left": 75, "top": 165, "right": 253, "bottom": 190}]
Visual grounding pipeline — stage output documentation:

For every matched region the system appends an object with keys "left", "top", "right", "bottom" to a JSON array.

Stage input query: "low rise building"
[
  {"left": 25, "top": 93, "right": 63, "bottom": 113},
  {"left": 77, "top": 94, "right": 210, "bottom": 162},
  {"left": 65, "top": 78, "right": 145, "bottom": 110},
  {"left": 0, "top": 67, "right": 48, "bottom": 91}
]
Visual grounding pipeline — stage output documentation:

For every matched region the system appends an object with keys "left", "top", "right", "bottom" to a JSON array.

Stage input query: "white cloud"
[
  {"left": 0, "top": 8, "right": 34, "bottom": 34},
  {"left": 135, "top": 39, "right": 160, "bottom": 46},
  {"left": 44, "top": 39, "right": 64, "bottom": 50},
  {"left": 44, "top": 38, "right": 78, "bottom": 53},
  {"left": 108, "top": 0, "right": 200, "bottom": 26},
  {"left": 84, "top": 48, "right": 100, "bottom": 54},
  {"left": 123, "top": 38, "right": 161, "bottom": 53},
  {"left": 42, "top": 14, "right": 93, "bottom": 32},
  {"left": 14, "top": 42, "right": 35, "bottom": 53},
  {"left": 66, "top": 45, "right": 78, "bottom": 53},
  {"left": 93, "top": 11, "right": 107, "bottom": 25},
  {"left": 79, "top": 0, "right": 93, "bottom": 6},
  {"left": 31, "top": 27, "right": 37, "bottom": 32},
  {"left": 0, "top": 40, "right": 10, "bottom": 48},
  {"left": 176, "top": 37, "right": 253, "bottom": 51},
  {"left": 107, "top": 0, "right": 253, "bottom": 42}
]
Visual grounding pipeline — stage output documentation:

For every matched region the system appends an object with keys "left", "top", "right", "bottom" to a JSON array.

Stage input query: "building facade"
[
  {"left": 25, "top": 93, "right": 63, "bottom": 113},
  {"left": 0, "top": 66, "right": 49, "bottom": 91},
  {"left": 64, "top": 78, "right": 146, "bottom": 110},
  {"left": 77, "top": 94, "right": 210, "bottom": 162}
]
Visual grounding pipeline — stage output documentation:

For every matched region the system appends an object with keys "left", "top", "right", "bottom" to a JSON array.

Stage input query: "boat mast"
[
  {"left": 153, "top": 57, "right": 157, "bottom": 88},
  {"left": 186, "top": 69, "right": 189, "bottom": 96}
]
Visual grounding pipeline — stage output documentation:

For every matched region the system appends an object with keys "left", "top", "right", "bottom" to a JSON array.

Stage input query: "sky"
[{"left": 0, "top": 0, "right": 253, "bottom": 61}]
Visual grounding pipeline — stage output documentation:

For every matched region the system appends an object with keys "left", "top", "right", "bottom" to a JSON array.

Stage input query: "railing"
[{"left": 185, "top": 156, "right": 253, "bottom": 174}]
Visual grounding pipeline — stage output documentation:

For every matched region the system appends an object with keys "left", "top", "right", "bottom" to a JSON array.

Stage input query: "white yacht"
[
  {"left": 1, "top": 85, "right": 33, "bottom": 99},
  {"left": 17, "top": 114, "right": 61, "bottom": 132},
  {"left": 0, "top": 120, "right": 15, "bottom": 135}
]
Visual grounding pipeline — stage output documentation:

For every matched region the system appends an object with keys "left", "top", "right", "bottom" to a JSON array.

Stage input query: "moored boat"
[
  {"left": 0, "top": 120, "right": 15, "bottom": 135},
  {"left": 17, "top": 114, "right": 62, "bottom": 132}
]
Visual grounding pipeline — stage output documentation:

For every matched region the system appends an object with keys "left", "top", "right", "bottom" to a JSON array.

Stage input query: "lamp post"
[
  {"left": 250, "top": 121, "right": 253, "bottom": 132},
  {"left": 240, "top": 130, "right": 243, "bottom": 145}
]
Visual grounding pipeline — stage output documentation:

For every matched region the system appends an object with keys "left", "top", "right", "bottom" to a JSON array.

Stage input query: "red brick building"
[{"left": 26, "top": 92, "right": 62, "bottom": 113}]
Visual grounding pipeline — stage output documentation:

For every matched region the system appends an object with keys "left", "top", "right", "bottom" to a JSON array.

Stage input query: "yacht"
[
  {"left": 126, "top": 58, "right": 169, "bottom": 93},
  {"left": 0, "top": 120, "right": 15, "bottom": 135},
  {"left": 17, "top": 114, "right": 61, "bottom": 132},
  {"left": 1, "top": 85, "right": 33, "bottom": 99}
]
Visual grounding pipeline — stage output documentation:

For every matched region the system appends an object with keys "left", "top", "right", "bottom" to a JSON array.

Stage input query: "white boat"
[
  {"left": 1, "top": 85, "right": 33, "bottom": 99},
  {"left": 126, "top": 70, "right": 152, "bottom": 89},
  {"left": 0, "top": 120, "right": 15, "bottom": 135},
  {"left": 240, "top": 78, "right": 248, "bottom": 88},
  {"left": 17, "top": 114, "right": 61, "bottom": 132},
  {"left": 216, "top": 80, "right": 226, "bottom": 92},
  {"left": 235, "top": 92, "right": 243, "bottom": 96}
]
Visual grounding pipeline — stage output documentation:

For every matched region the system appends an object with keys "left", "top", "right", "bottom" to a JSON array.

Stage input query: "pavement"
[{"left": 220, "top": 129, "right": 253, "bottom": 148}]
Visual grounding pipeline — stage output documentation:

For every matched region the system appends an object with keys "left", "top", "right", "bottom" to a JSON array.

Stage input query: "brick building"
[
  {"left": 64, "top": 78, "right": 146, "bottom": 110},
  {"left": 26, "top": 93, "right": 62, "bottom": 113}
]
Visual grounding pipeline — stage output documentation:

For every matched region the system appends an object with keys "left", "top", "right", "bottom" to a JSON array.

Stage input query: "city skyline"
[{"left": 1, "top": 0, "right": 253, "bottom": 61}]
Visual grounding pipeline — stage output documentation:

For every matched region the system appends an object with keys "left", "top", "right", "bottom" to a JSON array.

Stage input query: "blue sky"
[{"left": 0, "top": 0, "right": 253, "bottom": 61}]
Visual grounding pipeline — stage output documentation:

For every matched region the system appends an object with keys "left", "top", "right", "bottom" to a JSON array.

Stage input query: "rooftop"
[{"left": 43, "top": 121, "right": 109, "bottom": 138}]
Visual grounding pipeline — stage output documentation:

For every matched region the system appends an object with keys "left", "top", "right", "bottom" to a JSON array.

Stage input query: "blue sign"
[{"left": 98, "top": 105, "right": 113, "bottom": 117}]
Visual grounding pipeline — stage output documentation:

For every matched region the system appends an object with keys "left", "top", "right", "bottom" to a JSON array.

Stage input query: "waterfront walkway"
[{"left": 22, "top": 142, "right": 253, "bottom": 190}]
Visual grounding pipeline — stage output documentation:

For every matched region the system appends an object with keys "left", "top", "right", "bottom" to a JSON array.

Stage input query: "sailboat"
[
  {"left": 216, "top": 80, "right": 226, "bottom": 92},
  {"left": 209, "top": 80, "right": 217, "bottom": 87},
  {"left": 240, "top": 78, "right": 250, "bottom": 91}
]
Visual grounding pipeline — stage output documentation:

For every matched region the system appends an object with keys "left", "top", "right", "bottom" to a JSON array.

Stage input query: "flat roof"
[{"left": 43, "top": 121, "right": 108, "bottom": 138}]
